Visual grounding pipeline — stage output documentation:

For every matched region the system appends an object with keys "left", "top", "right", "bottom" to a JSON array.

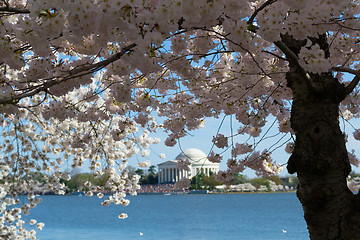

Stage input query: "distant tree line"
[
  {"left": 190, "top": 172, "right": 298, "bottom": 191},
  {"left": 61, "top": 173, "right": 108, "bottom": 192},
  {"left": 62, "top": 165, "right": 159, "bottom": 191},
  {"left": 61, "top": 166, "right": 299, "bottom": 192}
]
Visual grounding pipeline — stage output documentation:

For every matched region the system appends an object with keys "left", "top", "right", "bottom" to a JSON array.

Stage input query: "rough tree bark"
[{"left": 284, "top": 35, "right": 360, "bottom": 240}]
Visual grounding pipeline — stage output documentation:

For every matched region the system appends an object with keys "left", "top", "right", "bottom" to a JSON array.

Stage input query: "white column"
[
  {"left": 172, "top": 168, "right": 175, "bottom": 182},
  {"left": 161, "top": 169, "right": 164, "bottom": 183},
  {"left": 163, "top": 168, "right": 166, "bottom": 182},
  {"left": 162, "top": 168, "right": 165, "bottom": 183},
  {"left": 167, "top": 168, "right": 170, "bottom": 182},
  {"left": 160, "top": 168, "right": 162, "bottom": 183},
  {"left": 169, "top": 168, "right": 172, "bottom": 182},
  {"left": 158, "top": 169, "right": 161, "bottom": 184}
]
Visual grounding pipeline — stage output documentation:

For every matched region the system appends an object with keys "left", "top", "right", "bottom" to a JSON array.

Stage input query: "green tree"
[
  {"left": 141, "top": 173, "right": 158, "bottom": 185},
  {"left": 148, "top": 165, "right": 157, "bottom": 175},
  {"left": 64, "top": 173, "right": 93, "bottom": 191},
  {"left": 266, "top": 175, "right": 283, "bottom": 185},
  {"left": 191, "top": 173, "right": 205, "bottom": 190},
  {"left": 203, "top": 175, "right": 222, "bottom": 190},
  {"left": 232, "top": 174, "right": 249, "bottom": 185},
  {"left": 250, "top": 177, "right": 270, "bottom": 191},
  {"left": 135, "top": 169, "right": 145, "bottom": 177}
]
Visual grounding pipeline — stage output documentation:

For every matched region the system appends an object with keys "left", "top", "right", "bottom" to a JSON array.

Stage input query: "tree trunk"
[{"left": 285, "top": 60, "right": 360, "bottom": 239}]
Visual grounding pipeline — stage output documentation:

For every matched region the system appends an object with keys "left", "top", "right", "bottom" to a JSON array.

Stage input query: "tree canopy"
[{"left": 1, "top": 0, "right": 360, "bottom": 239}]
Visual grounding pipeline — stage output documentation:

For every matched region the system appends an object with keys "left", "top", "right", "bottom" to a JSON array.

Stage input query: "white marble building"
[{"left": 157, "top": 148, "right": 219, "bottom": 184}]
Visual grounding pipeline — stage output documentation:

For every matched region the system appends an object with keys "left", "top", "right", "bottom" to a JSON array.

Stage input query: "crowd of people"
[{"left": 137, "top": 184, "right": 178, "bottom": 194}]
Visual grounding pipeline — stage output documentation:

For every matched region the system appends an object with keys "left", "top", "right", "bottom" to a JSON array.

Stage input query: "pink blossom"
[
  {"left": 176, "top": 159, "right": 191, "bottom": 171},
  {"left": 285, "top": 142, "right": 294, "bottom": 154},
  {"left": 212, "top": 134, "right": 228, "bottom": 149},
  {"left": 227, "top": 159, "right": 245, "bottom": 174},
  {"left": 215, "top": 170, "right": 234, "bottom": 183},
  {"left": 232, "top": 143, "right": 253, "bottom": 156},
  {"left": 353, "top": 129, "right": 360, "bottom": 141},
  {"left": 208, "top": 151, "right": 222, "bottom": 163},
  {"left": 348, "top": 150, "right": 360, "bottom": 167},
  {"left": 175, "top": 178, "right": 191, "bottom": 190}
]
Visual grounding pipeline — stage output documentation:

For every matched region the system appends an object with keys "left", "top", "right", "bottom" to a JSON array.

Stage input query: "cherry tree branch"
[
  {"left": 247, "top": 0, "right": 278, "bottom": 25},
  {"left": 0, "top": 6, "right": 30, "bottom": 14},
  {"left": 262, "top": 50, "right": 288, "bottom": 61},
  {"left": 332, "top": 66, "right": 360, "bottom": 94},
  {"left": 332, "top": 66, "right": 359, "bottom": 75},
  {"left": 245, "top": 1, "right": 315, "bottom": 92},
  {"left": 345, "top": 75, "right": 360, "bottom": 94},
  {"left": 274, "top": 41, "right": 315, "bottom": 91},
  {"left": 0, "top": 43, "right": 137, "bottom": 105}
]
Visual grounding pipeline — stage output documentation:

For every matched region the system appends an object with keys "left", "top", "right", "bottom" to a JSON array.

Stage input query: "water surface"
[{"left": 25, "top": 193, "right": 309, "bottom": 240}]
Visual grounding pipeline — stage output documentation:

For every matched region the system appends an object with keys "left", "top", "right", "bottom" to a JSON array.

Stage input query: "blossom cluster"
[
  {"left": 175, "top": 177, "right": 191, "bottom": 190},
  {"left": 0, "top": 0, "right": 360, "bottom": 238},
  {"left": 176, "top": 159, "right": 191, "bottom": 172}
]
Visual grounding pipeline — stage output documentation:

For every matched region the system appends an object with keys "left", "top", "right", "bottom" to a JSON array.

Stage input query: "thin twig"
[{"left": 262, "top": 50, "right": 288, "bottom": 61}]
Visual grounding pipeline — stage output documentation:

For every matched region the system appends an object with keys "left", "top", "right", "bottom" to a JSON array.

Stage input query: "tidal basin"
[{"left": 24, "top": 193, "right": 308, "bottom": 240}]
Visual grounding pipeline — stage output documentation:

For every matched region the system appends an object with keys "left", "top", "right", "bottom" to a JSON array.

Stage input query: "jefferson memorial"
[{"left": 157, "top": 148, "right": 220, "bottom": 184}]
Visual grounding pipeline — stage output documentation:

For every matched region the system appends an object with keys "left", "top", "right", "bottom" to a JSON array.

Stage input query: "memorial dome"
[
  {"left": 175, "top": 148, "right": 209, "bottom": 164},
  {"left": 157, "top": 148, "right": 220, "bottom": 184}
]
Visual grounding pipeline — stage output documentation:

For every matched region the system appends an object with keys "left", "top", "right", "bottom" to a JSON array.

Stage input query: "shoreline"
[{"left": 136, "top": 190, "right": 296, "bottom": 195}]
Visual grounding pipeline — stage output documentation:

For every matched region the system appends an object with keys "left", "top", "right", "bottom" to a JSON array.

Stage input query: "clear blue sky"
[{"left": 127, "top": 114, "right": 360, "bottom": 178}]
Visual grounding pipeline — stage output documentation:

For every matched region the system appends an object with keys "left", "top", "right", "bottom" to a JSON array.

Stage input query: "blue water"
[{"left": 24, "top": 193, "right": 309, "bottom": 240}]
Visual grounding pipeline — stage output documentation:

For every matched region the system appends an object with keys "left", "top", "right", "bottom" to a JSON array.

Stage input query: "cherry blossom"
[
  {"left": 0, "top": 0, "right": 360, "bottom": 238},
  {"left": 348, "top": 150, "right": 360, "bottom": 168},
  {"left": 212, "top": 134, "right": 229, "bottom": 149},
  {"left": 353, "top": 129, "right": 360, "bottom": 141},
  {"left": 137, "top": 160, "right": 151, "bottom": 168},
  {"left": 176, "top": 159, "right": 191, "bottom": 172},
  {"left": 215, "top": 170, "right": 234, "bottom": 183},
  {"left": 285, "top": 142, "right": 295, "bottom": 154},
  {"left": 118, "top": 213, "right": 128, "bottom": 219},
  {"left": 208, "top": 151, "right": 222, "bottom": 163},
  {"left": 347, "top": 176, "right": 360, "bottom": 192},
  {"left": 175, "top": 177, "right": 191, "bottom": 190}
]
